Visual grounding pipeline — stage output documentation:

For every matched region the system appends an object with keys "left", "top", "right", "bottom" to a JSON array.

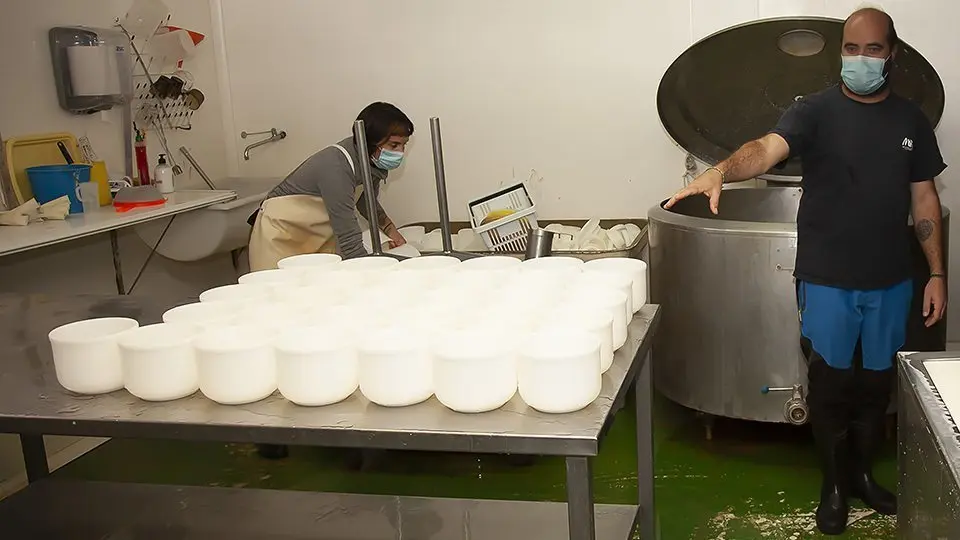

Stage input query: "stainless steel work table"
[
  {"left": 0, "top": 294, "right": 661, "bottom": 540},
  {"left": 897, "top": 352, "right": 960, "bottom": 539}
]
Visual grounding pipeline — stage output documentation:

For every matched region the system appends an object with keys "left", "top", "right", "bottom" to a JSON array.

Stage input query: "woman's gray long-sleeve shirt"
[{"left": 266, "top": 137, "right": 389, "bottom": 259}]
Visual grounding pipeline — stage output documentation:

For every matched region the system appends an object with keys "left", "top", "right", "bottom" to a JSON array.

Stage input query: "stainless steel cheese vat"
[{"left": 649, "top": 188, "right": 949, "bottom": 424}]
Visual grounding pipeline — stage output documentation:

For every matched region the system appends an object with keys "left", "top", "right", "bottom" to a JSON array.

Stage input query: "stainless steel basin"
[{"left": 648, "top": 186, "right": 949, "bottom": 425}]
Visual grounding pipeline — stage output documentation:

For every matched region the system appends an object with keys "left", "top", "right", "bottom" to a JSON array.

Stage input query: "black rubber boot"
[
  {"left": 804, "top": 345, "right": 854, "bottom": 536},
  {"left": 815, "top": 454, "right": 849, "bottom": 536},
  {"left": 256, "top": 444, "right": 289, "bottom": 460},
  {"left": 849, "top": 367, "right": 897, "bottom": 515}
]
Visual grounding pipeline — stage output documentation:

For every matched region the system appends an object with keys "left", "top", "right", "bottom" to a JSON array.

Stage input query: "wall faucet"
[{"left": 242, "top": 128, "right": 287, "bottom": 160}]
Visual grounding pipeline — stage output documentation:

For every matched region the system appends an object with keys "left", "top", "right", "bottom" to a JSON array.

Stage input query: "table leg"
[
  {"left": 565, "top": 456, "right": 596, "bottom": 540},
  {"left": 19, "top": 435, "right": 49, "bottom": 483},
  {"left": 636, "top": 351, "right": 656, "bottom": 539},
  {"left": 109, "top": 230, "right": 125, "bottom": 295},
  {"left": 125, "top": 216, "right": 176, "bottom": 295}
]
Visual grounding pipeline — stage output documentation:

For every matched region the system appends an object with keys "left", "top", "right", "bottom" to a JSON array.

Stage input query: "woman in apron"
[
  {"left": 248, "top": 102, "right": 413, "bottom": 460},
  {"left": 247, "top": 102, "right": 412, "bottom": 272}
]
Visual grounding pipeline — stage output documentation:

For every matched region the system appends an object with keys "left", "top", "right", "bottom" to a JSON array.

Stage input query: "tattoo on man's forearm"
[{"left": 916, "top": 219, "right": 935, "bottom": 242}]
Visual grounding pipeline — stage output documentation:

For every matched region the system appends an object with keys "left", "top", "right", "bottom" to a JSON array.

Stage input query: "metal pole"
[
  {"left": 179, "top": 146, "right": 219, "bottom": 190},
  {"left": 354, "top": 120, "right": 384, "bottom": 256},
  {"left": 429, "top": 117, "right": 454, "bottom": 253},
  {"left": 120, "top": 43, "right": 134, "bottom": 181},
  {"left": 110, "top": 230, "right": 126, "bottom": 295}
]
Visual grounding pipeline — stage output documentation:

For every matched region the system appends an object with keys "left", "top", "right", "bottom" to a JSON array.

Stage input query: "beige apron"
[{"left": 248, "top": 145, "right": 363, "bottom": 272}]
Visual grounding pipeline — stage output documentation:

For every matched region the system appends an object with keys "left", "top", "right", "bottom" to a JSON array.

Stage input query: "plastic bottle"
[
  {"left": 134, "top": 130, "right": 150, "bottom": 186},
  {"left": 155, "top": 154, "right": 174, "bottom": 194}
]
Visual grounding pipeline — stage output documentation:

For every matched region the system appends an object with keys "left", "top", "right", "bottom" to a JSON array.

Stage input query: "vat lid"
[{"left": 657, "top": 17, "right": 945, "bottom": 180}]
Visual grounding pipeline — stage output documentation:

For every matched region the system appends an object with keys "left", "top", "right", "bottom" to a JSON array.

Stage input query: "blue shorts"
[{"left": 797, "top": 280, "right": 913, "bottom": 371}]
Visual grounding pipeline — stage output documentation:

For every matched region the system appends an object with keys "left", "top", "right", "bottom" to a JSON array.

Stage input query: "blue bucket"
[{"left": 25, "top": 164, "right": 92, "bottom": 214}]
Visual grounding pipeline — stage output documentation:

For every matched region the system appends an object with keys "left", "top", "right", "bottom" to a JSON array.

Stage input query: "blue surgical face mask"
[
  {"left": 374, "top": 149, "right": 404, "bottom": 170},
  {"left": 841, "top": 55, "right": 889, "bottom": 96}
]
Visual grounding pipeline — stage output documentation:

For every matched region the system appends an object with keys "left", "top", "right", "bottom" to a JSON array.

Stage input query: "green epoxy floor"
[{"left": 53, "top": 394, "right": 897, "bottom": 539}]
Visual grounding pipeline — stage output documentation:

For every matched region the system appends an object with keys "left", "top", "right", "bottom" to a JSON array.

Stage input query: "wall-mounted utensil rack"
[{"left": 131, "top": 76, "right": 194, "bottom": 130}]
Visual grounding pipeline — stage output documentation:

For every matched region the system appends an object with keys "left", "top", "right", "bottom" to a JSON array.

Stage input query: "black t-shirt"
[{"left": 770, "top": 85, "right": 947, "bottom": 290}]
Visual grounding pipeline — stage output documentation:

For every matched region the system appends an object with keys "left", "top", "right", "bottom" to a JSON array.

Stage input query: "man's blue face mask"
[{"left": 841, "top": 54, "right": 889, "bottom": 96}]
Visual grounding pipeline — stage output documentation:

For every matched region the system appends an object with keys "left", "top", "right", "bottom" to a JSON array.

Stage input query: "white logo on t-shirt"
[{"left": 902, "top": 137, "right": 914, "bottom": 151}]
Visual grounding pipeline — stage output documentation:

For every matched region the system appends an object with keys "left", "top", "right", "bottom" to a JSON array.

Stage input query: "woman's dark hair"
[{"left": 353, "top": 102, "right": 414, "bottom": 157}]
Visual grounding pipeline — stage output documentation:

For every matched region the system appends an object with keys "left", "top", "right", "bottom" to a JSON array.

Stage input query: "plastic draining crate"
[{"left": 468, "top": 183, "right": 538, "bottom": 252}]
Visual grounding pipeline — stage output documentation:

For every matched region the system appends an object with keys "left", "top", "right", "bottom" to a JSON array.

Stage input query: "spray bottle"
[{"left": 134, "top": 129, "right": 150, "bottom": 186}]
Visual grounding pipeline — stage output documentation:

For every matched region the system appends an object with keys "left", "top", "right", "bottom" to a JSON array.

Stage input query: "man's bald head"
[{"left": 843, "top": 7, "right": 899, "bottom": 54}]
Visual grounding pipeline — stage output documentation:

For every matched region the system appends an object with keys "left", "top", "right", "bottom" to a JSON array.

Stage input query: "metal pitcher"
[{"left": 524, "top": 228, "right": 556, "bottom": 259}]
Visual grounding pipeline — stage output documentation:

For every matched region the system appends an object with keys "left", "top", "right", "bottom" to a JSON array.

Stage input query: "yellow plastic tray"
[{"left": 4, "top": 132, "right": 84, "bottom": 205}]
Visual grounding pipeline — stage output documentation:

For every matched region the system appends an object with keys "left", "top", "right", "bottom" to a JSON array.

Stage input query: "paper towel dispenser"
[{"left": 49, "top": 26, "right": 128, "bottom": 115}]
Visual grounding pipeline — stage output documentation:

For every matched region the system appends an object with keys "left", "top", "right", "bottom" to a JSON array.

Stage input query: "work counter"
[
  {"left": 0, "top": 190, "right": 236, "bottom": 257},
  {"left": 0, "top": 294, "right": 661, "bottom": 540},
  {"left": 0, "top": 190, "right": 237, "bottom": 295},
  {"left": 897, "top": 352, "right": 960, "bottom": 539}
]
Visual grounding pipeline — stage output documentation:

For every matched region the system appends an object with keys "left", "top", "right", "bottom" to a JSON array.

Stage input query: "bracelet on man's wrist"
[
  {"left": 930, "top": 273, "right": 946, "bottom": 279},
  {"left": 706, "top": 166, "right": 726, "bottom": 184}
]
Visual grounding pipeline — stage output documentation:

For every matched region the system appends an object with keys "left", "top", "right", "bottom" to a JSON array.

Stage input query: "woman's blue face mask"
[{"left": 374, "top": 149, "right": 404, "bottom": 170}]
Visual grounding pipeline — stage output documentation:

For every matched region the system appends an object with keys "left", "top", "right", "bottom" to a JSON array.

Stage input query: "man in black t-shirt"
[{"left": 665, "top": 8, "right": 947, "bottom": 536}]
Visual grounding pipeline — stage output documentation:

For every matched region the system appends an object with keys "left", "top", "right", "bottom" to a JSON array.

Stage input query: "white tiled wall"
[
  {"left": 691, "top": 0, "right": 761, "bottom": 42},
  {"left": 214, "top": 0, "right": 694, "bottom": 227},
  {"left": 759, "top": 0, "right": 830, "bottom": 18}
]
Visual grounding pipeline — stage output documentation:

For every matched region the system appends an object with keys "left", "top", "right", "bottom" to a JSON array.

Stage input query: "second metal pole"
[
  {"left": 354, "top": 120, "right": 385, "bottom": 256},
  {"left": 429, "top": 117, "right": 454, "bottom": 253}
]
